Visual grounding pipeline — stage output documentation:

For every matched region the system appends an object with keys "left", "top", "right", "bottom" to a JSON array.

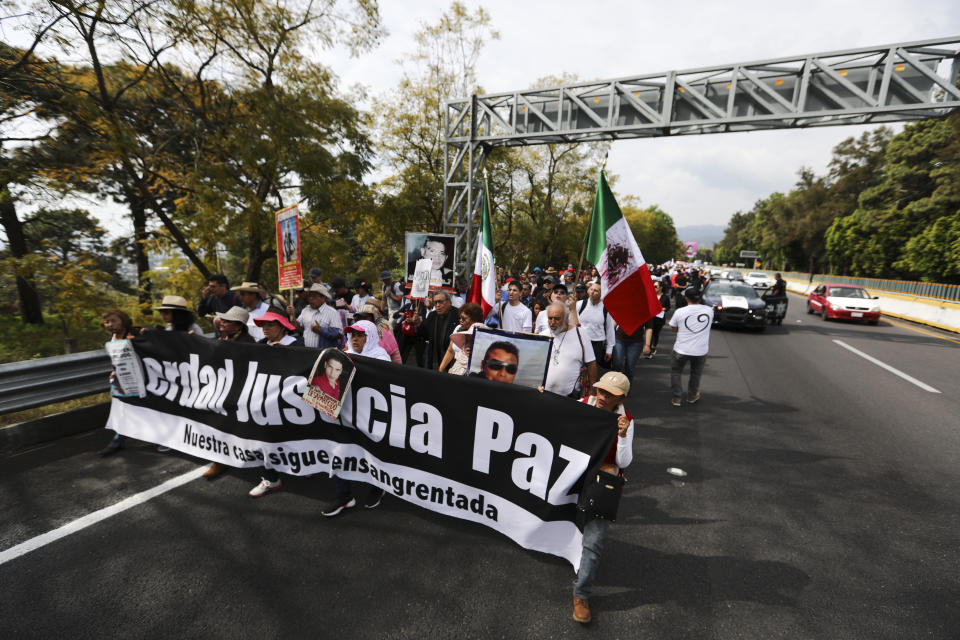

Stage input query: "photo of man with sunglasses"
[{"left": 477, "top": 341, "right": 520, "bottom": 384}]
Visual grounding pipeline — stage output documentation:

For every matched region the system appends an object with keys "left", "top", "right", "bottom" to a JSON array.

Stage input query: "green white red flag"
[
  {"left": 467, "top": 180, "right": 496, "bottom": 315},
  {"left": 585, "top": 170, "right": 662, "bottom": 335}
]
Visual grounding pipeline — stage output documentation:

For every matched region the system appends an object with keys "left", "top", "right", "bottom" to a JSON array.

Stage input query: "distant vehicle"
[
  {"left": 744, "top": 271, "right": 775, "bottom": 288},
  {"left": 807, "top": 284, "right": 880, "bottom": 324},
  {"left": 702, "top": 280, "right": 766, "bottom": 330},
  {"left": 724, "top": 270, "right": 745, "bottom": 281}
]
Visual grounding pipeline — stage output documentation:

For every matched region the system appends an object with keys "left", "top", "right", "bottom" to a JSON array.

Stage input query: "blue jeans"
[
  {"left": 611, "top": 340, "right": 644, "bottom": 384},
  {"left": 573, "top": 518, "right": 610, "bottom": 599},
  {"left": 670, "top": 351, "right": 706, "bottom": 399}
]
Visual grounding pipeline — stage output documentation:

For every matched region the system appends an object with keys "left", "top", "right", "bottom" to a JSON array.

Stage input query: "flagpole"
[{"left": 577, "top": 151, "right": 609, "bottom": 279}]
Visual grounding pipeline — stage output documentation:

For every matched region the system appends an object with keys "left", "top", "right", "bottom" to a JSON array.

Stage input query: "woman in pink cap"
[
  {"left": 253, "top": 311, "right": 304, "bottom": 347},
  {"left": 247, "top": 311, "right": 303, "bottom": 498}
]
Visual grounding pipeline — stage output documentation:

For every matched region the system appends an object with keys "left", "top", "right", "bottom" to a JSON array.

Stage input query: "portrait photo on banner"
[
  {"left": 303, "top": 348, "right": 356, "bottom": 419},
  {"left": 281, "top": 216, "right": 298, "bottom": 264},
  {"left": 404, "top": 232, "right": 456, "bottom": 290},
  {"left": 466, "top": 327, "right": 552, "bottom": 389}
]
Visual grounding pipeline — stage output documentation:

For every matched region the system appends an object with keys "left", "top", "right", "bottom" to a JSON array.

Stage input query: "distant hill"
[{"left": 676, "top": 224, "right": 725, "bottom": 248}]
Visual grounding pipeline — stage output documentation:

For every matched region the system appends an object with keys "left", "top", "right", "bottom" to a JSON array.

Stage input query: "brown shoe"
[
  {"left": 202, "top": 462, "right": 224, "bottom": 479},
  {"left": 573, "top": 596, "right": 591, "bottom": 623},
  {"left": 687, "top": 392, "right": 701, "bottom": 404}
]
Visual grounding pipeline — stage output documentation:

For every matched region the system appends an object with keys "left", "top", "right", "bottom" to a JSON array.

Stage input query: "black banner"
[{"left": 108, "top": 332, "right": 618, "bottom": 567}]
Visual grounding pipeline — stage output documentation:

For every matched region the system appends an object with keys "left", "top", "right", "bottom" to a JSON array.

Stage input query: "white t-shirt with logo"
[
  {"left": 669, "top": 303, "right": 714, "bottom": 356},
  {"left": 540, "top": 327, "right": 595, "bottom": 396}
]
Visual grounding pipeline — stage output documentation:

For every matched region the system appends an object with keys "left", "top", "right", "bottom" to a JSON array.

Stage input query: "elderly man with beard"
[{"left": 540, "top": 302, "right": 596, "bottom": 397}]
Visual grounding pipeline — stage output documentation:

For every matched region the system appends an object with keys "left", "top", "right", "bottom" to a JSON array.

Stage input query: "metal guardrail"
[
  {"left": 778, "top": 272, "right": 960, "bottom": 302},
  {"left": 0, "top": 350, "right": 111, "bottom": 416}
]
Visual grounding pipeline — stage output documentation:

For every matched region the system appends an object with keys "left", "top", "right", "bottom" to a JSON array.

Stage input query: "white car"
[{"left": 744, "top": 271, "right": 775, "bottom": 288}]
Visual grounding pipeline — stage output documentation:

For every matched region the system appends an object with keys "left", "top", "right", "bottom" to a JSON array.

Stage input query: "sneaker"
[
  {"left": 248, "top": 477, "right": 282, "bottom": 498},
  {"left": 364, "top": 488, "right": 385, "bottom": 509},
  {"left": 98, "top": 442, "right": 122, "bottom": 457},
  {"left": 573, "top": 596, "right": 592, "bottom": 623},
  {"left": 202, "top": 462, "right": 225, "bottom": 479},
  {"left": 671, "top": 398, "right": 682, "bottom": 407},
  {"left": 321, "top": 495, "right": 356, "bottom": 517},
  {"left": 687, "top": 392, "right": 701, "bottom": 404},
  {"left": 157, "top": 445, "right": 171, "bottom": 453},
  {"left": 651, "top": 347, "right": 658, "bottom": 355}
]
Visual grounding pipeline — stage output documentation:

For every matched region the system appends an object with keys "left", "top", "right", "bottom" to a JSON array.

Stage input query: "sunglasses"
[{"left": 484, "top": 360, "right": 518, "bottom": 374}]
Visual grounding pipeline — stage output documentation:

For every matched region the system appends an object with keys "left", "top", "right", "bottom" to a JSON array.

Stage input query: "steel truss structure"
[{"left": 443, "top": 37, "right": 960, "bottom": 272}]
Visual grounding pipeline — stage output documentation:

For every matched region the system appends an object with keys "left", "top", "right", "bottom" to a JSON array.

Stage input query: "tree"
[
  {"left": 371, "top": 1, "right": 497, "bottom": 270},
  {"left": 620, "top": 202, "right": 682, "bottom": 265}
]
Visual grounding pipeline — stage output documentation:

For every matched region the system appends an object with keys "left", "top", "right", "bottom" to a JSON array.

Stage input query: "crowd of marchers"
[{"left": 96, "top": 260, "right": 727, "bottom": 625}]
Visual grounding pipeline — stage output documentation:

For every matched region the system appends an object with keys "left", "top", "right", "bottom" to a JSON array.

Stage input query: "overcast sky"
[
  {"left": 7, "top": 0, "right": 958, "bottom": 241},
  {"left": 322, "top": 0, "right": 960, "bottom": 232}
]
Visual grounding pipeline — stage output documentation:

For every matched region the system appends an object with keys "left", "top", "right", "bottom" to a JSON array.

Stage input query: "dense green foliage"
[
  {"left": 1, "top": 1, "right": 682, "bottom": 356},
  {"left": 715, "top": 113, "right": 960, "bottom": 283}
]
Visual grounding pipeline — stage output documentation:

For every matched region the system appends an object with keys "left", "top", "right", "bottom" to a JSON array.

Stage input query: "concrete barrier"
[
  {"left": 783, "top": 277, "right": 960, "bottom": 333},
  {"left": 0, "top": 403, "right": 109, "bottom": 453}
]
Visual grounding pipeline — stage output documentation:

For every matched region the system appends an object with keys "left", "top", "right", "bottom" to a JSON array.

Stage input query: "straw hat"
[
  {"left": 230, "top": 281, "right": 262, "bottom": 293},
  {"left": 156, "top": 295, "right": 190, "bottom": 311},
  {"left": 214, "top": 306, "right": 250, "bottom": 323},
  {"left": 307, "top": 283, "right": 332, "bottom": 299}
]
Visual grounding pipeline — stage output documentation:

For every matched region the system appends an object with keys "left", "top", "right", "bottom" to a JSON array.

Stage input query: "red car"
[{"left": 807, "top": 283, "right": 881, "bottom": 324}]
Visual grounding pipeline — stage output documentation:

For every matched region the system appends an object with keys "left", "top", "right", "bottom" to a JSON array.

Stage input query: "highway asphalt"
[{"left": 2, "top": 292, "right": 958, "bottom": 639}]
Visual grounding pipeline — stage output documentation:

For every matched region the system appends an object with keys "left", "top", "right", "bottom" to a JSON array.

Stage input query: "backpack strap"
[{"left": 578, "top": 299, "right": 588, "bottom": 314}]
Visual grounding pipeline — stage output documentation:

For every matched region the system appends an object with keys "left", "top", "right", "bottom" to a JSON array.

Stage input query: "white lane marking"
[
  {"left": 0, "top": 466, "right": 206, "bottom": 566},
  {"left": 832, "top": 339, "right": 941, "bottom": 394}
]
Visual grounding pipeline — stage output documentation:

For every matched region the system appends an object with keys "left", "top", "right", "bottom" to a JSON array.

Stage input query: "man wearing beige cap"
[
  {"left": 572, "top": 371, "right": 635, "bottom": 624},
  {"left": 230, "top": 282, "right": 269, "bottom": 341},
  {"left": 287, "top": 284, "right": 342, "bottom": 349}
]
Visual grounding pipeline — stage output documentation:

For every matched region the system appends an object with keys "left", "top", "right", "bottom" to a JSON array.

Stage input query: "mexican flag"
[
  {"left": 467, "top": 180, "right": 496, "bottom": 315},
  {"left": 585, "top": 170, "right": 662, "bottom": 335}
]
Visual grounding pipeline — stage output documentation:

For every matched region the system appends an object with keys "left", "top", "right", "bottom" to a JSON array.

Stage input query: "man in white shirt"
[
  {"left": 668, "top": 287, "right": 714, "bottom": 406},
  {"left": 230, "top": 281, "right": 270, "bottom": 341},
  {"left": 350, "top": 280, "right": 374, "bottom": 313},
  {"left": 288, "top": 284, "right": 343, "bottom": 349},
  {"left": 577, "top": 283, "right": 615, "bottom": 367},
  {"left": 493, "top": 281, "right": 533, "bottom": 332},
  {"left": 540, "top": 302, "right": 596, "bottom": 397},
  {"left": 534, "top": 285, "right": 570, "bottom": 334},
  {"left": 380, "top": 270, "right": 404, "bottom": 328}
]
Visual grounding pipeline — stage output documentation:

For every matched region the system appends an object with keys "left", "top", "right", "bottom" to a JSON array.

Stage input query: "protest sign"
[
  {"left": 275, "top": 205, "right": 302, "bottom": 290},
  {"left": 467, "top": 327, "right": 552, "bottom": 389},
  {"left": 105, "top": 339, "right": 146, "bottom": 398},
  {"left": 410, "top": 258, "right": 432, "bottom": 299},
  {"left": 303, "top": 348, "right": 355, "bottom": 419},
  {"left": 404, "top": 232, "right": 456, "bottom": 290},
  {"left": 106, "top": 332, "right": 617, "bottom": 569}
]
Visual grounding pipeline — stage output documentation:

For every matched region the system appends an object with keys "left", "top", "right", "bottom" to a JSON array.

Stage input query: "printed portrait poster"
[
  {"left": 275, "top": 205, "right": 302, "bottom": 290},
  {"left": 683, "top": 241, "right": 698, "bottom": 259},
  {"left": 404, "top": 232, "right": 456, "bottom": 291},
  {"left": 466, "top": 327, "right": 552, "bottom": 389},
  {"left": 303, "top": 348, "right": 356, "bottom": 419}
]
